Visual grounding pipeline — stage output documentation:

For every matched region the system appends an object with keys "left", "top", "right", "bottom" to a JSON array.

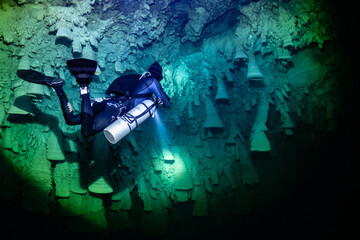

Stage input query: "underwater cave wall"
[{"left": 0, "top": 0, "right": 349, "bottom": 237}]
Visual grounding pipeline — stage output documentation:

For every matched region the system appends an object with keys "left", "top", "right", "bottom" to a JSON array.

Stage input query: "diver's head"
[{"left": 147, "top": 61, "right": 163, "bottom": 81}]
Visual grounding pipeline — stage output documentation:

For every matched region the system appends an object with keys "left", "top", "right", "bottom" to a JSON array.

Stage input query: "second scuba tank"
[{"left": 104, "top": 99, "right": 158, "bottom": 144}]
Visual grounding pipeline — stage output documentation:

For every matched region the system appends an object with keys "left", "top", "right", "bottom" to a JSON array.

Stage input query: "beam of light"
[{"left": 153, "top": 110, "right": 174, "bottom": 162}]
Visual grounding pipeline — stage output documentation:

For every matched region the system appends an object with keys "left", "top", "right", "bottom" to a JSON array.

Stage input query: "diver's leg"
[
  {"left": 81, "top": 94, "right": 123, "bottom": 137},
  {"left": 52, "top": 85, "right": 81, "bottom": 125},
  {"left": 91, "top": 105, "right": 121, "bottom": 135},
  {"left": 66, "top": 58, "right": 98, "bottom": 137},
  {"left": 80, "top": 89, "right": 95, "bottom": 137}
]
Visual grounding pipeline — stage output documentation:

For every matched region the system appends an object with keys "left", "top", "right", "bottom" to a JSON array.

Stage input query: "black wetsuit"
[{"left": 56, "top": 74, "right": 170, "bottom": 137}]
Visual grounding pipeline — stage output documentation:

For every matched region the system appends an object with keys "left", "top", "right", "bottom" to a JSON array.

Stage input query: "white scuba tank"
[{"left": 104, "top": 99, "right": 157, "bottom": 144}]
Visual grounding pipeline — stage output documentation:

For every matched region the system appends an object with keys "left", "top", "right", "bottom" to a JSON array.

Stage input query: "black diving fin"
[
  {"left": 16, "top": 69, "right": 62, "bottom": 86},
  {"left": 66, "top": 58, "right": 97, "bottom": 79}
]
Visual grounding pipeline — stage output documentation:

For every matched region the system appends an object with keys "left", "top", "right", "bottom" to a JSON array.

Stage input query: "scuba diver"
[{"left": 17, "top": 58, "right": 171, "bottom": 139}]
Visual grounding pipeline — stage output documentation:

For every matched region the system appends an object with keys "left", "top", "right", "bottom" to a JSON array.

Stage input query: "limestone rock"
[
  {"left": 21, "top": 143, "right": 52, "bottom": 213},
  {"left": 54, "top": 161, "right": 71, "bottom": 198},
  {"left": 88, "top": 173, "right": 113, "bottom": 194},
  {"left": 56, "top": 22, "right": 73, "bottom": 44},
  {"left": 46, "top": 131, "right": 65, "bottom": 162},
  {"left": 203, "top": 98, "right": 224, "bottom": 129},
  {"left": 183, "top": 7, "right": 211, "bottom": 43},
  {"left": 2, "top": 127, "right": 12, "bottom": 149},
  {"left": 215, "top": 77, "right": 229, "bottom": 102},
  {"left": 8, "top": 86, "right": 35, "bottom": 116},
  {"left": 173, "top": 147, "right": 193, "bottom": 191},
  {"left": 18, "top": 55, "right": 30, "bottom": 70}
]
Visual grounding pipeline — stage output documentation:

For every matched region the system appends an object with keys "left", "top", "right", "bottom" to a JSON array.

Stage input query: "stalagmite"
[
  {"left": 87, "top": 169, "right": 113, "bottom": 194},
  {"left": 250, "top": 130, "right": 271, "bottom": 152},
  {"left": 72, "top": 37, "right": 82, "bottom": 55},
  {"left": 70, "top": 166, "right": 87, "bottom": 194},
  {"left": 233, "top": 46, "right": 248, "bottom": 64},
  {"left": 203, "top": 98, "right": 224, "bottom": 129},
  {"left": 282, "top": 35, "right": 294, "bottom": 48},
  {"left": 223, "top": 67, "right": 234, "bottom": 83},
  {"left": 173, "top": 147, "right": 193, "bottom": 192},
  {"left": 152, "top": 158, "right": 162, "bottom": 172},
  {"left": 2, "top": 127, "right": 12, "bottom": 149},
  {"left": 111, "top": 180, "right": 132, "bottom": 211},
  {"left": 149, "top": 172, "right": 157, "bottom": 189},
  {"left": 277, "top": 47, "right": 292, "bottom": 62},
  {"left": 56, "top": 22, "right": 73, "bottom": 43},
  {"left": 160, "top": 137, "right": 174, "bottom": 162},
  {"left": 64, "top": 137, "right": 77, "bottom": 153},
  {"left": 89, "top": 36, "right": 98, "bottom": 49},
  {"left": 54, "top": 161, "right": 71, "bottom": 198},
  {"left": 246, "top": 51, "right": 264, "bottom": 81},
  {"left": 223, "top": 163, "right": 237, "bottom": 189},
  {"left": 238, "top": 140, "right": 259, "bottom": 186},
  {"left": 26, "top": 82, "right": 44, "bottom": 96},
  {"left": 18, "top": 55, "right": 30, "bottom": 70},
  {"left": 8, "top": 86, "right": 35, "bottom": 116},
  {"left": 175, "top": 190, "right": 189, "bottom": 202},
  {"left": 281, "top": 113, "right": 295, "bottom": 135},
  {"left": 46, "top": 130, "right": 65, "bottom": 161},
  {"left": 215, "top": 77, "right": 229, "bottom": 102},
  {"left": 209, "top": 168, "right": 219, "bottom": 185},
  {"left": 138, "top": 175, "right": 152, "bottom": 211},
  {"left": 226, "top": 121, "right": 244, "bottom": 145},
  {"left": 21, "top": 143, "right": 52, "bottom": 213},
  {"left": 250, "top": 96, "right": 271, "bottom": 152},
  {"left": 88, "top": 135, "right": 113, "bottom": 194},
  {"left": 278, "top": 104, "right": 295, "bottom": 135}
]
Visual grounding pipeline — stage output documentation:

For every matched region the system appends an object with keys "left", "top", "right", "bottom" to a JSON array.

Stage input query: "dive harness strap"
[
  {"left": 114, "top": 93, "right": 152, "bottom": 101},
  {"left": 121, "top": 100, "right": 160, "bottom": 132}
]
